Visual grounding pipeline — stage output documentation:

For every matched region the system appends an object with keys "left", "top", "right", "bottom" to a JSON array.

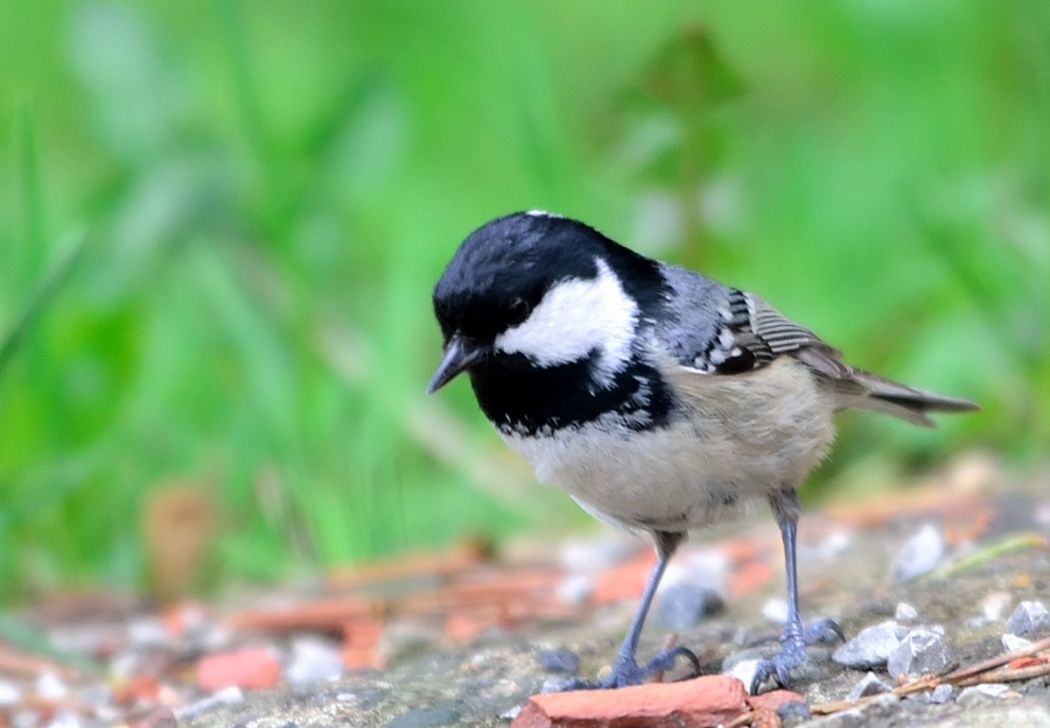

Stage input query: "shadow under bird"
[{"left": 427, "top": 211, "right": 977, "bottom": 694}]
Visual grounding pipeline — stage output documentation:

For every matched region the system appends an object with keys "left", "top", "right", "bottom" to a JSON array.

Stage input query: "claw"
[
  {"left": 563, "top": 646, "right": 701, "bottom": 691},
  {"left": 803, "top": 617, "right": 845, "bottom": 645}
]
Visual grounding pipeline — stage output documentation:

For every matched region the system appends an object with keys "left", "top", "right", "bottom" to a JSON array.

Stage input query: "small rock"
[
  {"left": 833, "top": 622, "right": 901, "bottom": 669},
  {"left": 499, "top": 704, "right": 523, "bottom": 721},
  {"left": 681, "top": 548, "right": 730, "bottom": 600},
  {"left": 749, "top": 688, "right": 807, "bottom": 715},
  {"left": 128, "top": 617, "right": 172, "bottom": 648},
  {"left": 894, "top": 603, "right": 918, "bottom": 623},
  {"left": 891, "top": 523, "right": 944, "bottom": 582},
  {"left": 846, "top": 672, "right": 892, "bottom": 701},
  {"left": 0, "top": 680, "right": 20, "bottom": 707},
  {"left": 1007, "top": 600, "right": 1050, "bottom": 637},
  {"left": 958, "top": 683, "right": 1013, "bottom": 704},
  {"left": 762, "top": 598, "right": 789, "bottom": 625},
  {"left": 285, "top": 638, "right": 344, "bottom": 685},
  {"left": 513, "top": 675, "right": 749, "bottom": 727},
  {"left": 1002, "top": 633, "right": 1033, "bottom": 653},
  {"left": 47, "top": 711, "right": 83, "bottom": 728},
  {"left": 980, "top": 591, "right": 1013, "bottom": 622},
  {"left": 385, "top": 707, "right": 461, "bottom": 728},
  {"left": 539, "top": 677, "right": 577, "bottom": 694},
  {"left": 559, "top": 538, "right": 634, "bottom": 573},
  {"left": 887, "top": 629, "right": 951, "bottom": 680},
  {"left": 724, "top": 658, "right": 760, "bottom": 693},
  {"left": 176, "top": 687, "right": 243, "bottom": 720},
  {"left": 927, "top": 684, "right": 955, "bottom": 704},
  {"left": 655, "top": 583, "right": 725, "bottom": 630},
  {"left": 36, "top": 671, "right": 68, "bottom": 700},
  {"left": 535, "top": 648, "right": 579, "bottom": 675},
  {"left": 197, "top": 648, "right": 281, "bottom": 692},
  {"left": 554, "top": 574, "right": 594, "bottom": 606}
]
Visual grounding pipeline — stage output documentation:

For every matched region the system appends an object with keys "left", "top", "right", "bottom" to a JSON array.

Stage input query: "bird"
[{"left": 427, "top": 211, "right": 977, "bottom": 694}]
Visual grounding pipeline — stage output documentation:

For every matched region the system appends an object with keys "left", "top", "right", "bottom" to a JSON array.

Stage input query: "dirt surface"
[
  {"left": 3, "top": 457, "right": 1050, "bottom": 727},
  {"left": 178, "top": 460, "right": 1050, "bottom": 727}
]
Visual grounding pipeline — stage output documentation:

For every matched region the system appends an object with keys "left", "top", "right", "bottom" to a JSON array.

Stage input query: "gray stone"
[
  {"left": 846, "top": 671, "right": 892, "bottom": 701},
  {"left": 535, "top": 648, "right": 579, "bottom": 675},
  {"left": 894, "top": 602, "right": 918, "bottom": 623},
  {"left": 891, "top": 523, "right": 944, "bottom": 582},
  {"left": 958, "top": 683, "right": 1013, "bottom": 705},
  {"left": 887, "top": 629, "right": 951, "bottom": 680},
  {"left": 498, "top": 704, "right": 523, "bottom": 721},
  {"left": 655, "top": 582, "right": 724, "bottom": 630},
  {"left": 384, "top": 707, "right": 461, "bottom": 728},
  {"left": 540, "top": 676, "right": 578, "bottom": 693},
  {"left": 762, "top": 598, "right": 789, "bottom": 625},
  {"left": 285, "top": 638, "right": 344, "bottom": 685},
  {"left": 833, "top": 622, "right": 901, "bottom": 669},
  {"left": 1007, "top": 600, "right": 1050, "bottom": 637},
  {"left": 927, "top": 684, "right": 955, "bottom": 704},
  {"left": 1003, "top": 633, "right": 1033, "bottom": 653},
  {"left": 177, "top": 687, "right": 243, "bottom": 720}
]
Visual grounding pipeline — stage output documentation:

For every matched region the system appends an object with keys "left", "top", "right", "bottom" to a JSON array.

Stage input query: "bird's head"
[{"left": 428, "top": 211, "right": 663, "bottom": 394}]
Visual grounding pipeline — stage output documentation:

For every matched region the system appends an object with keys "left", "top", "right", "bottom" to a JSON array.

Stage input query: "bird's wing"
[{"left": 680, "top": 287, "right": 851, "bottom": 379}]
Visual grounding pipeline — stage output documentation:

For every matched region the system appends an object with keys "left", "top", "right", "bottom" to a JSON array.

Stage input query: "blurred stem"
[{"left": 0, "top": 233, "right": 88, "bottom": 380}]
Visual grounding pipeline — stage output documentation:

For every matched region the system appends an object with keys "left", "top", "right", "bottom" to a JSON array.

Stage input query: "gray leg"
[
  {"left": 567, "top": 531, "right": 700, "bottom": 690},
  {"left": 751, "top": 489, "right": 843, "bottom": 694}
]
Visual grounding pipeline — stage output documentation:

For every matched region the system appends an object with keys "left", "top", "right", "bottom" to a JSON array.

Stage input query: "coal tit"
[{"left": 428, "top": 211, "right": 977, "bottom": 693}]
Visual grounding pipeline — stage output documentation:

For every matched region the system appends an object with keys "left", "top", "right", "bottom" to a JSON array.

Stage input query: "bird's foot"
[
  {"left": 750, "top": 619, "right": 844, "bottom": 694},
  {"left": 559, "top": 646, "right": 700, "bottom": 691}
]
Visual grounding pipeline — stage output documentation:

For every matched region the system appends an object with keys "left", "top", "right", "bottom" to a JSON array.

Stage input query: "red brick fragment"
[
  {"left": 512, "top": 674, "right": 749, "bottom": 728},
  {"left": 748, "top": 688, "right": 805, "bottom": 714},
  {"left": 592, "top": 551, "right": 656, "bottom": 605},
  {"left": 197, "top": 647, "right": 281, "bottom": 692}
]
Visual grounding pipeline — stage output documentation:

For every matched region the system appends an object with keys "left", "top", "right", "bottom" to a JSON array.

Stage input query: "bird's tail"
[{"left": 834, "top": 369, "right": 979, "bottom": 428}]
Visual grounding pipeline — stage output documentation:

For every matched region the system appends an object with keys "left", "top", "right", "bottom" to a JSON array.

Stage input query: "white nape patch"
[
  {"left": 525, "top": 209, "right": 562, "bottom": 218},
  {"left": 495, "top": 258, "right": 637, "bottom": 383}
]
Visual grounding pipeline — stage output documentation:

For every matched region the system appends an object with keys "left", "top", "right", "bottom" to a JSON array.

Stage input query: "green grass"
[{"left": 0, "top": 0, "right": 1047, "bottom": 601}]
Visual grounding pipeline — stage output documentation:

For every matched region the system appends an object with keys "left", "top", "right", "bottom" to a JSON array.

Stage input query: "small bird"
[{"left": 428, "top": 211, "right": 977, "bottom": 693}]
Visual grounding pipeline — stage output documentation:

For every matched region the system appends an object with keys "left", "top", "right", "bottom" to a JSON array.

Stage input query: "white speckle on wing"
[{"left": 494, "top": 258, "right": 637, "bottom": 385}]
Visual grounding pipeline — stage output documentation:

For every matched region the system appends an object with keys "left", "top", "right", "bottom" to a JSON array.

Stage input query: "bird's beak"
[{"left": 427, "top": 335, "right": 487, "bottom": 394}]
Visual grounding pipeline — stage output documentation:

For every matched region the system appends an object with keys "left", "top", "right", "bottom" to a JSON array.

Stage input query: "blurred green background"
[{"left": 1, "top": 1, "right": 1047, "bottom": 602}]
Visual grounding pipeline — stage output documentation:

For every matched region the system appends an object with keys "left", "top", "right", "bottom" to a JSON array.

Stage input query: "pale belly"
[{"left": 500, "top": 358, "right": 837, "bottom": 533}]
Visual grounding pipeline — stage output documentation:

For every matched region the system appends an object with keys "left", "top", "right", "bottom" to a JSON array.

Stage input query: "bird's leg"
[
  {"left": 564, "top": 531, "right": 700, "bottom": 690},
  {"left": 751, "top": 489, "right": 843, "bottom": 694}
]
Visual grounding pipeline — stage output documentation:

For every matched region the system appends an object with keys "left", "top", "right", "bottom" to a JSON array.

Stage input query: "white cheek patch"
[{"left": 495, "top": 258, "right": 638, "bottom": 383}]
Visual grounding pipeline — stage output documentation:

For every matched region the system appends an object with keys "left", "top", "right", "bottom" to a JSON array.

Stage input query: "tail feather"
[{"left": 833, "top": 369, "right": 979, "bottom": 428}]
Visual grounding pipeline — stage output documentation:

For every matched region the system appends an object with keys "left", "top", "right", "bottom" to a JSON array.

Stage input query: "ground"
[{"left": 4, "top": 456, "right": 1050, "bottom": 727}]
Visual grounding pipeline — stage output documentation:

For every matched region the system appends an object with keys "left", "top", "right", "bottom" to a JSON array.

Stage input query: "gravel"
[
  {"left": 1006, "top": 600, "right": 1050, "bottom": 637},
  {"left": 1001, "top": 633, "right": 1032, "bottom": 653},
  {"left": 833, "top": 622, "right": 902, "bottom": 669},
  {"left": 927, "top": 684, "right": 955, "bottom": 704},
  {"left": 846, "top": 671, "right": 892, "bottom": 701},
  {"left": 887, "top": 629, "right": 951, "bottom": 680},
  {"left": 891, "top": 523, "right": 945, "bottom": 582},
  {"left": 655, "top": 582, "right": 725, "bottom": 630},
  {"left": 894, "top": 603, "right": 918, "bottom": 623},
  {"left": 534, "top": 648, "right": 579, "bottom": 675}
]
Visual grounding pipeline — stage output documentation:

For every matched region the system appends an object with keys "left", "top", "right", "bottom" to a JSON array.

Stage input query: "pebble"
[
  {"left": 554, "top": 574, "right": 594, "bottom": 606},
  {"left": 128, "top": 617, "right": 172, "bottom": 647},
  {"left": 894, "top": 602, "right": 918, "bottom": 623},
  {"left": 891, "top": 523, "right": 944, "bottom": 582},
  {"left": 1006, "top": 600, "right": 1050, "bottom": 637},
  {"left": 36, "top": 672, "right": 68, "bottom": 701},
  {"left": 980, "top": 591, "right": 1013, "bottom": 622},
  {"left": 46, "top": 711, "right": 83, "bottom": 728},
  {"left": 680, "top": 548, "right": 730, "bottom": 600},
  {"left": 0, "top": 680, "right": 20, "bottom": 707},
  {"left": 723, "top": 658, "right": 761, "bottom": 693},
  {"left": 384, "top": 706, "right": 461, "bottom": 728},
  {"left": 176, "top": 687, "right": 244, "bottom": 720},
  {"left": 535, "top": 648, "right": 579, "bottom": 675},
  {"left": 559, "top": 538, "right": 634, "bottom": 573},
  {"left": 958, "top": 683, "right": 1013, "bottom": 704},
  {"left": 833, "top": 622, "right": 901, "bottom": 669},
  {"left": 498, "top": 704, "right": 523, "bottom": 721},
  {"left": 655, "top": 583, "right": 725, "bottom": 630},
  {"left": 284, "top": 638, "right": 344, "bottom": 685},
  {"left": 540, "top": 676, "right": 577, "bottom": 694},
  {"left": 762, "top": 598, "right": 789, "bottom": 625},
  {"left": 1002, "top": 633, "right": 1033, "bottom": 653},
  {"left": 927, "top": 684, "right": 955, "bottom": 704},
  {"left": 846, "top": 671, "right": 892, "bottom": 700},
  {"left": 887, "top": 629, "right": 951, "bottom": 680}
]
